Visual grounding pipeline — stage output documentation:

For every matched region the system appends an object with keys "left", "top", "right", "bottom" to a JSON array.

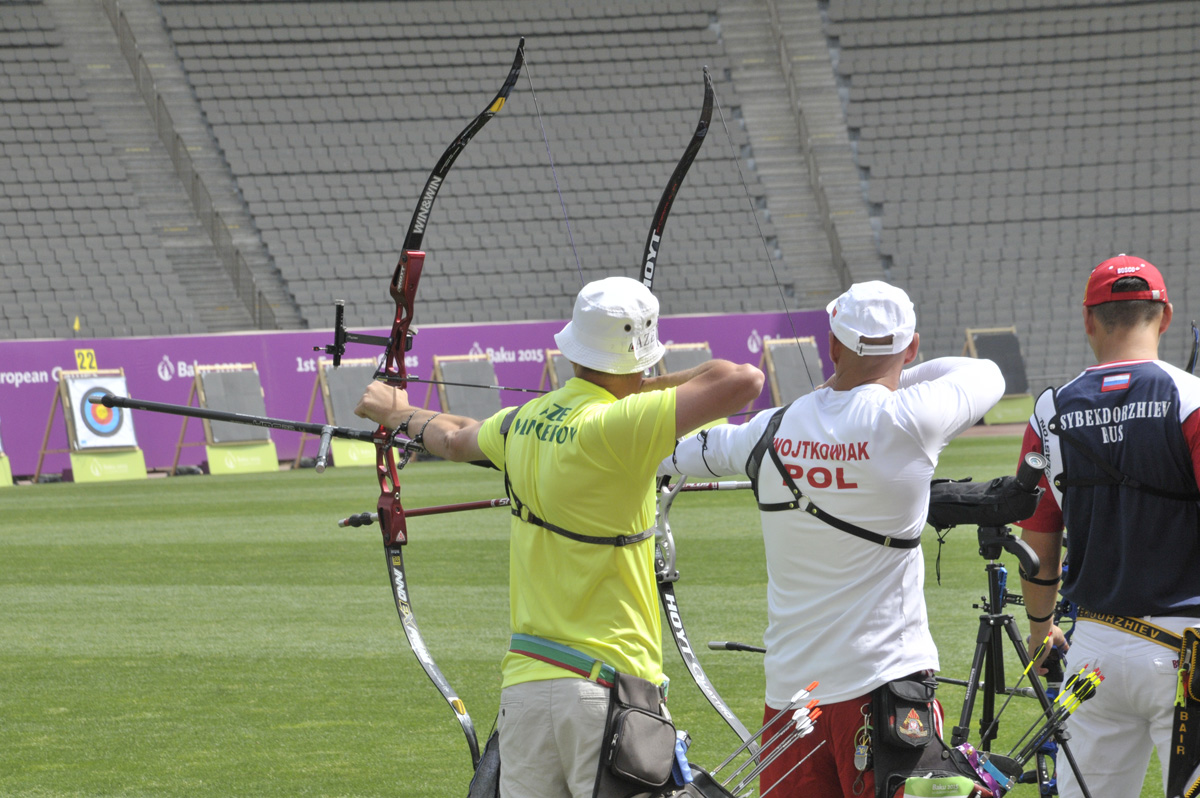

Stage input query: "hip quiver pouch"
[
  {"left": 593, "top": 671, "right": 677, "bottom": 797},
  {"left": 872, "top": 674, "right": 938, "bottom": 798}
]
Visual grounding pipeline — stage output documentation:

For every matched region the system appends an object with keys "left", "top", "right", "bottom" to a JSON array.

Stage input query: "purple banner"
[{"left": 0, "top": 310, "right": 827, "bottom": 477}]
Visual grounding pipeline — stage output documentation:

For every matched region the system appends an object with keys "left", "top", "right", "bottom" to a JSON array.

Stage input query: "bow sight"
[{"left": 312, "top": 299, "right": 398, "bottom": 369}]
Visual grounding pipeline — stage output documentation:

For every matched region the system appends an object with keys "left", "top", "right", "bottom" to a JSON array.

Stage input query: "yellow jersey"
[{"left": 476, "top": 377, "right": 677, "bottom": 687}]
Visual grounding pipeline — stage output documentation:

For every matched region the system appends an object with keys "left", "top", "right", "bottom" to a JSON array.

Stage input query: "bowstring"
[
  {"left": 523, "top": 53, "right": 586, "bottom": 287},
  {"left": 1188, "top": 320, "right": 1198, "bottom": 374},
  {"left": 710, "top": 77, "right": 818, "bottom": 391}
]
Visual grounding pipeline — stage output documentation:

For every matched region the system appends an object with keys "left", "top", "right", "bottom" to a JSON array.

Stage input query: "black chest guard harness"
[
  {"left": 498, "top": 407, "right": 654, "bottom": 547},
  {"left": 744, "top": 403, "right": 919, "bottom": 550},
  {"left": 1043, "top": 389, "right": 1200, "bottom": 503}
]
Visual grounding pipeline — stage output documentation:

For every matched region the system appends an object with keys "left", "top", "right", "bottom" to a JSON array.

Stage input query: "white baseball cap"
[
  {"left": 826, "top": 281, "right": 916, "bottom": 356},
  {"left": 554, "top": 276, "right": 666, "bottom": 374}
]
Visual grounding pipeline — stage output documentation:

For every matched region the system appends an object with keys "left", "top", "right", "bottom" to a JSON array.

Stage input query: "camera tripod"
[{"left": 941, "top": 521, "right": 1091, "bottom": 798}]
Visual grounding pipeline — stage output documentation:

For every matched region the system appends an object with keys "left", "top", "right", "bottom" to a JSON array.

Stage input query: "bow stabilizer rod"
[
  {"left": 93, "top": 393, "right": 373, "bottom": 442},
  {"left": 89, "top": 394, "right": 403, "bottom": 473}
]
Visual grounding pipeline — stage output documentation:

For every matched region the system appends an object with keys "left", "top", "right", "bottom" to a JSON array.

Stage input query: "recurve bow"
[
  {"left": 319, "top": 39, "right": 525, "bottom": 769},
  {"left": 639, "top": 67, "right": 760, "bottom": 753}
]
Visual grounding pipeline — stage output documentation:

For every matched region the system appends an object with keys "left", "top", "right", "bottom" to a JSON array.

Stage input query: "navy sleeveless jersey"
[{"left": 1048, "top": 360, "right": 1200, "bottom": 617}]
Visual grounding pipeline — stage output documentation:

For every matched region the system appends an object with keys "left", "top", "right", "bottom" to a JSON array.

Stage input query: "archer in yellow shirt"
[{"left": 357, "top": 276, "right": 762, "bottom": 798}]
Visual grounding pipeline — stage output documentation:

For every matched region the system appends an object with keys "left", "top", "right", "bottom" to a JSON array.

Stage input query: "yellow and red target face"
[{"left": 81, "top": 387, "right": 123, "bottom": 437}]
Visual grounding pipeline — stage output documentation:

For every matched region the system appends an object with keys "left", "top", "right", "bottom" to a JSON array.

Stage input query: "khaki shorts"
[{"left": 498, "top": 677, "right": 610, "bottom": 798}]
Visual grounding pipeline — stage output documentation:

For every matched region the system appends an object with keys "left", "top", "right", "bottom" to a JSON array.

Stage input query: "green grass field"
[{"left": 1, "top": 435, "right": 1161, "bottom": 796}]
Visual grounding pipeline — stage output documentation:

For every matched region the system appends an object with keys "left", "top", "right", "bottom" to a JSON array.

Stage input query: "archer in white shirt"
[{"left": 660, "top": 281, "right": 1004, "bottom": 797}]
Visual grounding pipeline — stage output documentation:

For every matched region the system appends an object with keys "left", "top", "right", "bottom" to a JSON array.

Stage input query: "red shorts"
[{"left": 759, "top": 694, "right": 874, "bottom": 798}]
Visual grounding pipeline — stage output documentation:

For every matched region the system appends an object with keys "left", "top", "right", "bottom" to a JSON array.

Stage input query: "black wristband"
[
  {"left": 1019, "top": 568, "right": 1061, "bottom": 587},
  {"left": 1026, "top": 610, "right": 1053, "bottom": 623},
  {"left": 398, "top": 410, "right": 419, "bottom": 435},
  {"left": 413, "top": 412, "right": 441, "bottom": 445}
]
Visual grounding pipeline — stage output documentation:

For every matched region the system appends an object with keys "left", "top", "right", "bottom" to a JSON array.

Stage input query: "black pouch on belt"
[
  {"left": 645, "top": 766, "right": 737, "bottom": 797},
  {"left": 592, "top": 671, "right": 677, "bottom": 798},
  {"left": 871, "top": 674, "right": 938, "bottom": 798}
]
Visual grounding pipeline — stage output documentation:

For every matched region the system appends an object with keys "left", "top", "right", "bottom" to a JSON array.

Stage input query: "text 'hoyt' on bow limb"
[{"left": 639, "top": 67, "right": 764, "bottom": 755}]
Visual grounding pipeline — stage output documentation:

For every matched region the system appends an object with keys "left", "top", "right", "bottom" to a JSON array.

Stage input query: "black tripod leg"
[
  {"left": 952, "top": 618, "right": 995, "bottom": 747},
  {"left": 980, "top": 617, "right": 1006, "bottom": 750}
]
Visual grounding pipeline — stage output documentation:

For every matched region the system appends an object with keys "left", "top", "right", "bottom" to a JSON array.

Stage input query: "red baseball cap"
[{"left": 1083, "top": 254, "right": 1169, "bottom": 307}]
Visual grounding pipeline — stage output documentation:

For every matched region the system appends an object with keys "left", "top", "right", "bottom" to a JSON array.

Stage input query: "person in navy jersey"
[{"left": 1017, "top": 255, "right": 1200, "bottom": 798}]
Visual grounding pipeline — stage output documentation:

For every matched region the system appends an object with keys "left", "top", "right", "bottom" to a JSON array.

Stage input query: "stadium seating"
[
  {"left": 823, "top": 0, "right": 1200, "bottom": 391},
  {"left": 155, "top": 0, "right": 791, "bottom": 329},
  {"left": 0, "top": 0, "right": 205, "bottom": 339},
  {"left": 3, "top": 0, "right": 1196, "bottom": 392}
]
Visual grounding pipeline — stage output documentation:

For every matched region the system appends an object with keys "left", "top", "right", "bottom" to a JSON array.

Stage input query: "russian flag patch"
[{"left": 1101, "top": 373, "right": 1131, "bottom": 392}]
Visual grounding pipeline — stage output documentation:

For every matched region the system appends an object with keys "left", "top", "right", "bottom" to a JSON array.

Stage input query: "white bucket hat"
[
  {"left": 826, "top": 281, "right": 916, "bottom": 356},
  {"left": 554, "top": 276, "right": 665, "bottom": 374}
]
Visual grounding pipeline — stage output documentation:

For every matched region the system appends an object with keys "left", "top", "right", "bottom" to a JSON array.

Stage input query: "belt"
[
  {"left": 1076, "top": 608, "right": 1184, "bottom": 651},
  {"left": 508, "top": 633, "right": 617, "bottom": 688}
]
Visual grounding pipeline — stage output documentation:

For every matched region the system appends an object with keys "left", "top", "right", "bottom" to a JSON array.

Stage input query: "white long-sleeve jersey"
[{"left": 660, "top": 357, "right": 1005, "bottom": 705}]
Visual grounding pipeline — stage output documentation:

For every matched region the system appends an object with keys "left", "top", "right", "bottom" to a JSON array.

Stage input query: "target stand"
[
  {"left": 655, "top": 342, "right": 730, "bottom": 434},
  {"left": 538, "top": 349, "right": 575, "bottom": 392},
  {"left": 654, "top": 341, "right": 713, "bottom": 376},
  {"left": 35, "top": 368, "right": 148, "bottom": 483},
  {"left": 171, "top": 363, "right": 279, "bottom": 476},
  {"left": 292, "top": 358, "right": 378, "bottom": 469},
  {"left": 424, "top": 354, "right": 504, "bottom": 420},
  {"left": 963, "top": 327, "right": 1034, "bottom": 424},
  {"left": 0, "top": 417, "right": 12, "bottom": 488},
  {"left": 759, "top": 336, "right": 825, "bottom": 406}
]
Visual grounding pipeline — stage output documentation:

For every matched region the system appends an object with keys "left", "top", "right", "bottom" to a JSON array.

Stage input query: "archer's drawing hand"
[{"left": 355, "top": 382, "right": 412, "bottom": 428}]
